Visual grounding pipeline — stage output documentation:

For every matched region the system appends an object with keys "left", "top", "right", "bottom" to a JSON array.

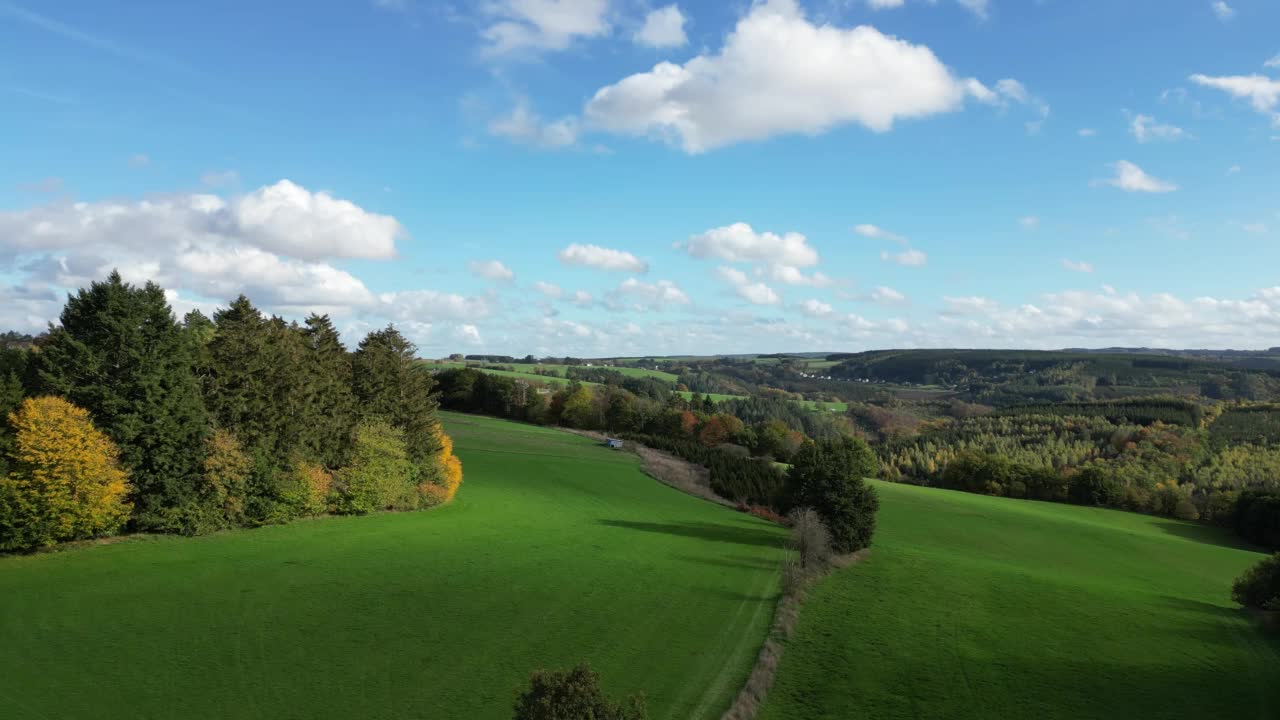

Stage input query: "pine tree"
[
  {"left": 352, "top": 326, "right": 441, "bottom": 469},
  {"left": 34, "top": 272, "right": 207, "bottom": 532},
  {"left": 301, "top": 314, "right": 357, "bottom": 467}
]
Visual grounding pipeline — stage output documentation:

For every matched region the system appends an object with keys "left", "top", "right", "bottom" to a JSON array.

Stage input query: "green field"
[
  {"left": 760, "top": 481, "right": 1280, "bottom": 720},
  {"left": 0, "top": 413, "right": 786, "bottom": 720}
]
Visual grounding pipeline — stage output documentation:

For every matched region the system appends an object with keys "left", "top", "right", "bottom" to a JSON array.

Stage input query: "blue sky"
[{"left": 1, "top": 0, "right": 1278, "bottom": 356}]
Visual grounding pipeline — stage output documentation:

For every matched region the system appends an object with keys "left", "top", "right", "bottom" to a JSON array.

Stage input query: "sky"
[{"left": 1, "top": 0, "right": 1278, "bottom": 357}]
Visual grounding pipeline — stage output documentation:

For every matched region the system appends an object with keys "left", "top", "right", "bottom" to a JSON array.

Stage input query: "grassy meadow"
[
  {"left": 0, "top": 412, "right": 786, "bottom": 720},
  {"left": 760, "top": 480, "right": 1280, "bottom": 720}
]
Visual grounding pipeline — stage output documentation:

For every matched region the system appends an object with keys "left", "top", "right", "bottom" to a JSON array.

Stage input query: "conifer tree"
[
  {"left": 34, "top": 272, "right": 207, "bottom": 531},
  {"left": 352, "top": 326, "right": 441, "bottom": 470},
  {"left": 301, "top": 314, "right": 357, "bottom": 467}
]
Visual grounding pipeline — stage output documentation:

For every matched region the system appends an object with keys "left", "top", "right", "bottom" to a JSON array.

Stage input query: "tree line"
[{"left": 0, "top": 273, "right": 460, "bottom": 551}]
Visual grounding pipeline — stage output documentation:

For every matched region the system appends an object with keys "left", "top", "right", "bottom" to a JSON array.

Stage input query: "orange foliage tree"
[
  {"left": 0, "top": 396, "right": 132, "bottom": 550},
  {"left": 418, "top": 420, "right": 463, "bottom": 506}
]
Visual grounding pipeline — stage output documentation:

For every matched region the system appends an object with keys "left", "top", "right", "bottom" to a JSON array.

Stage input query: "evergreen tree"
[
  {"left": 301, "top": 314, "right": 356, "bottom": 467},
  {"left": 34, "top": 272, "right": 207, "bottom": 532},
  {"left": 787, "top": 437, "right": 881, "bottom": 553},
  {"left": 352, "top": 326, "right": 441, "bottom": 469}
]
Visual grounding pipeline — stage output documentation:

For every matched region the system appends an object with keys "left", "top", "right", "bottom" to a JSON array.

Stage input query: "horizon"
[{"left": 3, "top": 0, "right": 1279, "bottom": 356}]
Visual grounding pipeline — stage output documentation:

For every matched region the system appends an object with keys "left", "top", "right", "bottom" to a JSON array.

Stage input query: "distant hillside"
[{"left": 824, "top": 349, "right": 1280, "bottom": 405}]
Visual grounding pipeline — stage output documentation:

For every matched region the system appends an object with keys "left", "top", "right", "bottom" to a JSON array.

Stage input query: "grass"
[
  {"left": 759, "top": 480, "right": 1280, "bottom": 720},
  {"left": 0, "top": 412, "right": 787, "bottom": 720}
]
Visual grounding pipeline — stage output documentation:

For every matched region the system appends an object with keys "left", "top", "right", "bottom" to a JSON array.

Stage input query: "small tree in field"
[
  {"left": 1232, "top": 553, "right": 1280, "bottom": 611},
  {"left": 787, "top": 508, "right": 833, "bottom": 571},
  {"left": 0, "top": 397, "right": 131, "bottom": 550},
  {"left": 513, "top": 663, "right": 647, "bottom": 720},
  {"left": 787, "top": 437, "right": 880, "bottom": 553}
]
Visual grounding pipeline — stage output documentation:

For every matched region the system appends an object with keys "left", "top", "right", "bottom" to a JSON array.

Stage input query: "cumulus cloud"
[
  {"left": 606, "top": 277, "right": 691, "bottom": 311},
  {"left": 469, "top": 259, "right": 515, "bottom": 282},
  {"left": 584, "top": 0, "right": 1012, "bottom": 153},
  {"left": 634, "top": 4, "right": 687, "bottom": 48},
  {"left": 853, "top": 223, "right": 907, "bottom": 244},
  {"left": 716, "top": 265, "right": 781, "bottom": 305},
  {"left": 870, "top": 286, "right": 907, "bottom": 304},
  {"left": 557, "top": 243, "right": 648, "bottom": 272},
  {"left": 797, "top": 298, "right": 833, "bottom": 317},
  {"left": 686, "top": 222, "right": 819, "bottom": 267},
  {"left": 981, "top": 78, "right": 1051, "bottom": 133},
  {"left": 1129, "top": 113, "right": 1187, "bottom": 143},
  {"left": 534, "top": 280, "right": 563, "bottom": 298},
  {"left": 765, "top": 264, "right": 833, "bottom": 287},
  {"left": 1266, "top": 55, "right": 1280, "bottom": 70},
  {"left": 489, "top": 99, "right": 579, "bottom": 148},
  {"left": 880, "top": 248, "right": 928, "bottom": 266},
  {"left": 1189, "top": 72, "right": 1280, "bottom": 124},
  {"left": 1096, "top": 160, "right": 1178, "bottom": 193},
  {"left": 1211, "top": 1, "right": 1235, "bottom": 21},
  {"left": 480, "top": 0, "right": 610, "bottom": 56},
  {"left": 1062, "top": 259, "right": 1096, "bottom": 273}
]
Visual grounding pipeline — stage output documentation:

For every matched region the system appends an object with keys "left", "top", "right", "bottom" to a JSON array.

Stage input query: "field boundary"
[
  {"left": 720, "top": 551, "right": 867, "bottom": 720},
  {"left": 560, "top": 429, "right": 736, "bottom": 508}
]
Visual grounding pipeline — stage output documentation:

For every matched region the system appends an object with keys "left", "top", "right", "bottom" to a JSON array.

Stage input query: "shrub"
[
  {"left": 786, "top": 437, "right": 880, "bottom": 553},
  {"left": 331, "top": 420, "right": 414, "bottom": 514},
  {"left": 416, "top": 424, "right": 463, "bottom": 507},
  {"left": 1231, "top": 553, "right": 1280, "bottom": 610},
  {"left": 279, "top": 459, "right": 334, "bottom": 517},
  {"left": 0, "top": 397, "right": 132, "bottom": 550},
  {"left": 1173, "top": 498, "right": 1201, "bottom": 521},
  {"left": 512, "top": 663, "right": 647, "bottom": 720}
]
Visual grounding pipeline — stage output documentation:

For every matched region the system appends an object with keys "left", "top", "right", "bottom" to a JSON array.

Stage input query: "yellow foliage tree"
[
  {"left": 418, "top": 421, "right": 463, "bottom": 506},
  {"left": 0, "top": 396, "right": 132, "bottom": 550}
]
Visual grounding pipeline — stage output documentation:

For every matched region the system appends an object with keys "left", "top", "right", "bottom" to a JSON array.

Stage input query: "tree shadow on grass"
[
  {"left": 598, "top": 519, "right": 784, "bottom": 548},
  {"left": 1150, "top": 518, "right": 1261, "bottom": 552}
]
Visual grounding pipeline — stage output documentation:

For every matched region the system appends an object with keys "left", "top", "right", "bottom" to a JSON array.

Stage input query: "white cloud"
[
  {"left": 1078, "top": 128, "right": 1097, "bottom": 137},
  {"left": 1189, "top": 73, "right": 1280, "bottom": 122},
  {"left": 634, "top": 4, "right": 687, "bottom": 48},
  {"left": 880, "top": 248, "right": 928, "bottom": 266},
  {"left": 557, "top": 243, "right": 648, "bottom": 272},
  {"left": 0, "top": 180, "right": 403, "bottom": 262},
  {"left": 534, "top": 280, "right": 563, "bottom": 298},
  {"left": 1266, "top": 54, "right": 1280, "bottom": 70},
  {"left": 1096, "top": 160, "right": 1178, "bottom": 193},
  {"left": 797, "top": 298, "right": 833, "bottom": 317},
  {"left": 986, "top": 78, "right": 1051, "bottom": 133},
  {"left": 866, "top": 0, "right": 988, "bottom": 19},
  {"left": 454, "top": 324, "right": 483, "bottom": 345},
  {"left": 489, "top": 99, "right": 579, "bottom": 148},
  {"left": 1211, "top": 1, "right": 1235, "bottom": 21},
  {"left": 736, "top": 282, "right": 781, "bottom": 305},
  {"left": 1062, "top": 259, "right": 1096, "bottom": 273},
  {"left": 1130, "top": 113, "right": 1187, "bottom": 143},
  {"left": 870, "top": 286, "right": 907, "bottom": 304},
  {"left": 942, "top": 296, "right": 999, "bottom": 315},
  {"left": 584, "top": 0, "right": 1009, "bottom": 153},
  {"left": 469, "top": 259, "right": 515, "bottom": 282},
  {"left": 686, "top": 222, "right": 819, "bottom": 267},
  {"left": 765, "top": 264, "right": 833, "bottom": 287},
  {"left": 607, "top": 277, "right": 690, "bottom": 310},
  {"left": 1019, "top": 216, "right": 1040, "bottom": 229},
  {"left": 853, "top": 223, "right": 907, "bottom": 244},
  {"left": 570, "top": 290, "right": 594, "bottom": 307},
  {"left": 480, "top": 0, "right": 611, "bottom": 56}
]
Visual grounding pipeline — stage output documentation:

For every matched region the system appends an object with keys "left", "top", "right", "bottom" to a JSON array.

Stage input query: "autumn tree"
[
  {"left": 330, "top": 419, "right": 415, "bottom": 514},
  {"left": 559, "top": 385, "right": 597, "bottom": 430},
  {"left": 512, "top": 663, "right": 647, "bottom": 720},
  {"left": 0, "top": 397, "right": 131, "bottom": 550},
  {"left": 34, "top": 271, "right": 207, "bottom": 532},
  {"left": 787, "top": 437, "right": 880, "bottom": 553},
  {"left": 418, "top": 422, "right": 463, "bottom": 506},
  {"left": 193, "top": 428, "right": 251, "bottom": 532}
]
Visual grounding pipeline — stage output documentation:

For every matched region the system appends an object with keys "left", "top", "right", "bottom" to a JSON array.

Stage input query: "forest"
[{"left": 0, "top": 273, "right": 461, "bottom": 551}]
